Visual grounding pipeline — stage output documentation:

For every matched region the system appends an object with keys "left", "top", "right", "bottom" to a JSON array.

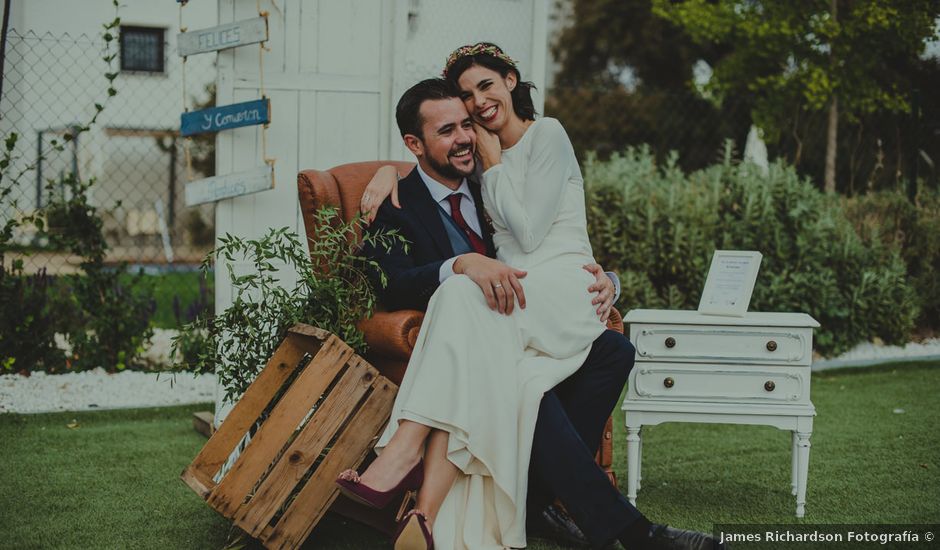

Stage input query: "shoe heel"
[
  {"left": 394, "top": 512, "right": 433, "bottom": 550},
  {"left": 396, "top": 490, "right": 417, "bottom": 522}
]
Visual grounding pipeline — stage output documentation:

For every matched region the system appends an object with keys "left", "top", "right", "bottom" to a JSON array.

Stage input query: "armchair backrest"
[{"left": 297, "top": 161, "right": 415, "bottom": 246}]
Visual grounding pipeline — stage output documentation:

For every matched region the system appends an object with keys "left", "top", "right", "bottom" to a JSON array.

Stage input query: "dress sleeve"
[{"left": 481, "top": 118, "right": 576, "bottom": 253}]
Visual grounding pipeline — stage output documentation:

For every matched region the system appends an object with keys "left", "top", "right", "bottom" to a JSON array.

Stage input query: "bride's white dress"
[{"left": 375, "top": 117, "right": 605, "bottom": 549}]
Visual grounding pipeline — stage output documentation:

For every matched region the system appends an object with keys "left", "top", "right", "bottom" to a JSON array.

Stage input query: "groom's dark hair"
[{"left": 396, "top": 78, "right": 459, "bottom": 140}]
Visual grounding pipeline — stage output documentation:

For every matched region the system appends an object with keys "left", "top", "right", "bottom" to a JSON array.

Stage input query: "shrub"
[
  {"left": 0, "top": 261, "right": 62, "bottom": 373},
  {"left": 1, "top": 136, "right": 65, "bottom": 373},
  {"left": 170, "top": 275, "right": 212, "bottom": 370},
  {"left": 585, "top": 145, "right": 919, "bottom": 356},
  {"left": 60, "top": 265, "right": 156, "bottom": 372},
  {"left": 40, "top": 174, "right": 156, "bottom": 373},
  {"left": 173, "top": 209, "right": 404, "bottom": 402},
  {"left": 843, "top": 189, "right": 940, "bottom": 331}
]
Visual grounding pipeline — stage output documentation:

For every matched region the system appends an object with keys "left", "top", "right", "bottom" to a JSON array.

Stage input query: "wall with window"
[{"left": 2, "top": 0, "right": 216, "bottom": 255}]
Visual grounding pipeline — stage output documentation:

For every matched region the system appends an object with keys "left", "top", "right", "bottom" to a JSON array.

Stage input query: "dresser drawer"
[
  {"left": 631, "top": 324, "right": 812, "bottom": 366},
  {"left": 627, "top": 363, "right": 810, "bottom": 404}
]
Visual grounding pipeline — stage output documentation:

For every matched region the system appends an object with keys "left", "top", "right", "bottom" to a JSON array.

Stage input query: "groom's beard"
[{"left": 427, "top": 146, "right": 475, "bottom": 180}]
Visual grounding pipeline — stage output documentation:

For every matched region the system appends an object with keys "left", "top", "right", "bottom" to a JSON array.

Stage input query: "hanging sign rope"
[{"left": 178, "top": 0, "right": 275, "bottom": 207}]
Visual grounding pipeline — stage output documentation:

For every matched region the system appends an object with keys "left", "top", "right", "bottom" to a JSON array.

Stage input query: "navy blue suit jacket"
[{"left": 362, "top": 167, "right": 495, "bottom": 311}]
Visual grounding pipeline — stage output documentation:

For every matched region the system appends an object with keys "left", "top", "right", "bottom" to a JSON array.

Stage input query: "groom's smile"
[{"left": 408, "top": 97, "right": 477, "bottom": 186}]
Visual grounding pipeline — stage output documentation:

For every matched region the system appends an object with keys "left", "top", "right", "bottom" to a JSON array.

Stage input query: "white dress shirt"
[{"left": 416, "top": 164, "right": 482, "bottom": 282}]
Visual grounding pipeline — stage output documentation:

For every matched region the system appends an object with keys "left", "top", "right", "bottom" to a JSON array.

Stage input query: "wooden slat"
[
  {"left": 177, "top": 16, "right": 268, "bottom": 57},
  {"left": 207, "top": 334, "right": 353, "bottom": 517},
  {"left": 234, "top": 356, "right": 376, "bottom": 535},
  {"left": 263, "top": 377, "right": 397, "bottom": 550},
  {"left": 184, "top": 164, "right": 274, "bottom": 207},
  {"left": 181, "top": 98, "right": 271, "bottom": 137},
  {"left": 288, "top": 324, "right": 332, "bottom": 340},
  {"left": 183, "top": 332, "right": 321, "bottom": 492},
  {"left": 181, "top": 468, "right": 213, "bottom": 499},
  {"left": 192, "top": 411, "right": 214, "bottom": 438}
]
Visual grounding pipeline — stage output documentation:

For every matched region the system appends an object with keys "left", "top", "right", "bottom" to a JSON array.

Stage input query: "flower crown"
[{"left": 443, "top": 43, "right": 517, "bottom": 78}]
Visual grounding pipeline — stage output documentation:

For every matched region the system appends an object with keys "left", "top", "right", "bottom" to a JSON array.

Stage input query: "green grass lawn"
[{"left": 1, "top": 362, "right": 937, "bottom": 549}]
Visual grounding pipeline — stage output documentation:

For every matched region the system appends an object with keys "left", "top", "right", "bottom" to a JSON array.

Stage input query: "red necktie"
[{"left": 447, "top": 193, "right": 487, "bottom": 255}]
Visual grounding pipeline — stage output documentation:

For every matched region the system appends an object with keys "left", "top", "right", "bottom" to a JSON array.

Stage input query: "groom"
[{"left": 361, "top": 78, "right": 723, "bottom": 550}]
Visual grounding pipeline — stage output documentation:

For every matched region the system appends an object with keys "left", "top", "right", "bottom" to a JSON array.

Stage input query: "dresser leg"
[
  {"left": 636, "top": 428, "right": 643, "bottom": 491},
  {"left": 790, "top": 431, "right": 798, "bottom": 496},
  {"left": 795, "top": 431, "right": 811, "bottom": 517},
  {"left": 626, "top": 426, "right": 641, "bottom": 506}
]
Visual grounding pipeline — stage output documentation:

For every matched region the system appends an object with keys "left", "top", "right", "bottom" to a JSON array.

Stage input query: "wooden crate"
[{"left": 181, "top": 323, "right": 398, "bottom": 550}]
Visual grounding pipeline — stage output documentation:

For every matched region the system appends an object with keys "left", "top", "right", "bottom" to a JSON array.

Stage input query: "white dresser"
[{"left": 621, "top": 309, "right": 820, "bottom": 517}]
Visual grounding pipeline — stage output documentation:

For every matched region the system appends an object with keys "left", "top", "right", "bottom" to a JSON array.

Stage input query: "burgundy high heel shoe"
[
  {"left": 335, "top": 460, "right": 424, "bottom": 509},
  {"left": 394, "top": 509, "right": 434, "bottom": 550}
]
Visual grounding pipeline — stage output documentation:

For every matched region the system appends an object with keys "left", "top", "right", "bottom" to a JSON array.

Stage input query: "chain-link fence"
[
  {"left": 1, "top": 29, "right": 216, "bottom": 327},
  {"left": 2, "top": 29, "right": 217, "bottom": 262}
]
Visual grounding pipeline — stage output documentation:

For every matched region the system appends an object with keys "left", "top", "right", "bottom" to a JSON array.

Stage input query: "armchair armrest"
[
  {"left": 606, "top": 307, "right": 624, "bottom": 334},
  {"left": 358, "top": 310, "right": 424, "bottom": 360}
]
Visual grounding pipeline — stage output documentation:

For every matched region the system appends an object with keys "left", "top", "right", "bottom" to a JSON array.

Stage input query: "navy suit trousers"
[{"left": 527, "top": 329, "right": 642, "bottom": 547}]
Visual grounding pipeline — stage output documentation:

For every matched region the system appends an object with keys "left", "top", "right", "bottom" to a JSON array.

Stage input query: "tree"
[
  {"left": 652, "top": 0, "right": 940, "bottom": 193},
  {"left": 553, "top": 0, "right": 722, "bottom": 92},
  {"left": 548, "top": 0, "right": 753, "bottom": 169}
]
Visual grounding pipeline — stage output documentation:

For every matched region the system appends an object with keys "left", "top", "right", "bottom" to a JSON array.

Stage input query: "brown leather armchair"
[{"left": 298, "top": 161, "right": 622, "bottom": 485}]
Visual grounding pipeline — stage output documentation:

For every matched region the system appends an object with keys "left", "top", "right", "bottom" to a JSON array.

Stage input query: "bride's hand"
[
  {"left": 473, "top": 123, "right": 501, "bottom": 171},
  {"left": 360, "top": 165, "right": 401, "bottom": 224}
]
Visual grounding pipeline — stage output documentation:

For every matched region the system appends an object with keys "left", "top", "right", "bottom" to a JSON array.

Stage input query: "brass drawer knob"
[
  {"left": 665, "top": 337, "right": 676, "bottom": 348},
  {"left": 766, "top": 340, "right": 778, "bottom": 352},
  {"left": 663, "top": 377, "right": 675, "bottom": 388},
  {"left": 764, "top": 380, "right": 776, "bottom": 392}
]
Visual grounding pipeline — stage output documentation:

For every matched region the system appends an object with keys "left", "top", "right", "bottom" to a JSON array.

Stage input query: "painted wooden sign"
[
  {"left": 181, "top": 98, "right": 270, "bottom": 137},
  {"left": 185, "top": 164, "right": 274, "bottom": 207},
  {"left": 177, "top": 16, "right": 268, "bottom": 57}
]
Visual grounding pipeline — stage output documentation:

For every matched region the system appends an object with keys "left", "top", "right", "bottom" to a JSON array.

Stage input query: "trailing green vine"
[{"left": 172, "top": 211, "right": 405, "bottom": 403}]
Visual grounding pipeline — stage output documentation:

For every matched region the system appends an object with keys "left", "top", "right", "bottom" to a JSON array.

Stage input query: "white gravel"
[
  {"left": 1, "top": 331, "right": 937, "bottom": 414},
  {"left": 0, "top": 369, "right": 215, "bottom": 414},
  {"left": 813, "top": 337, "right": 940, "bottom": 371}
]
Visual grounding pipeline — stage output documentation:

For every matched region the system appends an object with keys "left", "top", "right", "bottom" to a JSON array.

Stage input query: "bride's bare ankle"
[
  {"left": 380, "top": 440, "right": 424, "bottom": 468},
  {"left": 412, "top": 507, "right": 434, "bottom": 530}
]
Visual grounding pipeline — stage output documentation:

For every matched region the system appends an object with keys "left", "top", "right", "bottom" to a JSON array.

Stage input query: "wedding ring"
[{"left": 493, "top": 283, "right": 503, "bottom": 288}]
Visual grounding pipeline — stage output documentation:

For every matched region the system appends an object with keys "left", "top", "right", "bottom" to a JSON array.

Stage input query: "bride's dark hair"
[{"left": 443, "top": 42, "right": 537, "bottom": 122}]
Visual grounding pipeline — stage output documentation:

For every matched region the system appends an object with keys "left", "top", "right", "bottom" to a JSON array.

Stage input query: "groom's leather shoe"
[
  {"left": 645, "top": 524, "right": 727, "bottom": 550},
  {"left": 527, "top": 504, "right": 591, "bottom": 547}
]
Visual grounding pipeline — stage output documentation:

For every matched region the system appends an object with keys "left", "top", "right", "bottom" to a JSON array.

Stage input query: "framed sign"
[
  {"left": 185, "top": 164, "right": 274, "bottom": 207},
  {"left": 181, "top": 98, "right": 270, "bottom": 137},
  {"left": 177, "top": 16, "right": 268, "bottom": 57},
  {"left": 697, "top": 250, "right": 763, "bottom": 316}
]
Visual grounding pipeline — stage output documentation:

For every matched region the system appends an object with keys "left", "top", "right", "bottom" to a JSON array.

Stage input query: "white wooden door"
[
  {"left": 213, "top": 0, "right": 397, "bottom": 419},
  {"left": 212, "top": 0, "right": 549, "bottom": 419}
]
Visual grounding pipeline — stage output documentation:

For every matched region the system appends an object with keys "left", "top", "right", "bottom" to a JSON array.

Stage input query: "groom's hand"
[
  {"left": 583, "top": 263, "right": 615, "bottom": 323},
  {"left": 454, "top": 253, "right": 527, "bottom": 315}
]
